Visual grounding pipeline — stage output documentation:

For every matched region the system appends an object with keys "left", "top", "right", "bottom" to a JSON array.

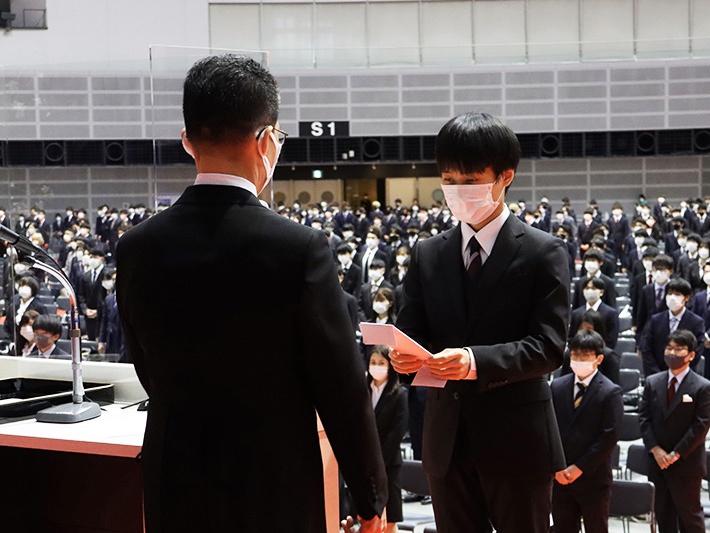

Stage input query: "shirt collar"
[
  {"left": 669, "top": 366, "right": 691, "bottom": 386},
  {"left": 460, "top": 205, "right": 510, "bottom": 259},
  {"left": 586, "top": 299, "right": 602, "bottom": 311},
  {"left": 575, "top": 369, "right": 598, "bottom": 388},
  {"left": 194, "top": 173, "right": 258, "bottom": 197},
  {"left": 669, "top": 307, "right": 686, "bottom": 322}
]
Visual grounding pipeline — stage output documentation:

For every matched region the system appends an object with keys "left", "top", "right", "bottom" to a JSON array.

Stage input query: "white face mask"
[
  {"left": 584, "top": 261, "right": 600, "bottom": 275},
  {"left": 337, "top": 255, "right": 351, "bottom": 267},
  {"left": 570, "top": 360, "right": 596, "bottom": 379},
  {"left": 20, "top": 325, "right": 34, "bottom": 342},
  {"left": 343, "top": 231, "right": 354, "bottom": 239},
  {"left": 102, "top": 280, "right": 115, "bottom": 291},
  {"left": 583, "top": 288, "right": 601, "bottom": 304},
  {"left": 396, "top": 255, "right": 409, "bottom": 266},
  {"left": 634, "top": 237, "right": 645, "bottom": 248},
  {"left": 666, "top": 294, "right": 686, "bottom": 313},
  {"left": 259, "top": 129, "right": 282, "bottom": 195},
  {"left": 372, "top": 301, "right": 390, "bottom": 316},
  {"left": 365, "top": 238, "right": 378, "bottom": 250},
  {"left": 441, "top": 183, "right": 500, "bottom": 227},
  {"left": 89, "top": 257, "right": 102, "bottom": 270},
  {"left": 18, "top": 286, "right": 32, "bottom": 300},
  {"left": 654, "top": 270, "right": 669, "bottom": 285},
  {"left": 369, "top": 365, "right": 388, "bottom": 381},
  {"left": 642, "top": 260, "right": 653, "bottom": 273},
  {"left": 63, "top": 234, "right": 72, "bottom": 243},
  {"left": 677, "top": 238, "right": 688, "bottom": 248},
  {"left": 82, "top": 255, "right": 91, "bottom": 266},
  {"left": 704, "top": 273, "right": 710, "bottom": 286},
  {"left": 686, "top": 241, "right": 699, "bottom": 254},
  {"left": 700, "top": 248, "right": 710, "bottom": 260},
  {"left": 369, "top": 269, "right": 384, "bottom": 283}
]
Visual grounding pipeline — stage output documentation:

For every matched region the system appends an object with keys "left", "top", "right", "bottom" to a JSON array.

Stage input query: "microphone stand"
[{"left": 1, "top": 228, "right": 101, "bottom": 423}]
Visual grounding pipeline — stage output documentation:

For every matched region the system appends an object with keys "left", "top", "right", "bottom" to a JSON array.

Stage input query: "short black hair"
[
  {"left": 569, "top": 329, "right": 604, "bottom": 355},
  {"left": 666, "top": 277, "right": 692, "bottom": 297},
  {"left": 583, "top": 277, "right": 605, "bottom": 291},
  {"left": 583, "top": 249, "right": 605, "bottom": 264},
  {"left": 652, "top": 254, "right": 674, "bottom": 271},
  {"left": 336, "top": 244, "right": 353, "bottom": 255},
  {"left": 18, "top": 276, "right": 39, "bottom": 296},
  {"left": 667, "top": 329, "right": 697, "bottom": 352},
  {"left": 579, "top": 309, "right": 608, "bottom": 341},
  {"left": 641, "top": 246, "right": 660, "bottom": 260},
  {"left": 370, "top": 259, "right": 386, "bottom": 270},
  {"left": 32, "top": 314, "right": 62, "bottom": 336},
  {"left": 183, "top": 54, "right": 279, "bottom": 145},
  {"left": 435, "top": 113, "right": 521, "bottom": 176}
]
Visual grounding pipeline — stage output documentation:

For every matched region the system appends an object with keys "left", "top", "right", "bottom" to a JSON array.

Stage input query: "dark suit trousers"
[
  {"left": 427, "top": 422, "right": 552, "bottom": 533},
  {"left": 649, "top": 464, "right": 705, "bottom": 533},
  {"left": 552, "top": 479, "right": 611, "bottom": 533}
]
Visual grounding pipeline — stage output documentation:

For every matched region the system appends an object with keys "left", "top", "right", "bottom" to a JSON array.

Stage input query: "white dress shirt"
[{"left": 194, "top": 173, "right": 257, "bottom": 196}]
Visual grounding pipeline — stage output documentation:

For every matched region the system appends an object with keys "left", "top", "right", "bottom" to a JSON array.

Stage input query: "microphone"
[{"left": 0, "top": 225, "right": 46, "bottom": 260}]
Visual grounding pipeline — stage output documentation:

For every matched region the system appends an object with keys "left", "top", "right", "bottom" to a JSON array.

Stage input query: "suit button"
[{"left": 453, "top": 392, "right": 460, "bottom": 400}]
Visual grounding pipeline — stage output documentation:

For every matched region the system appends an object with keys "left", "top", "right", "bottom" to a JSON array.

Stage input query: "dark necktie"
[
  {"left": 648, "top": 273, "right": 653, "bottom": 285},
  {"left": 656, "top": 287, "right": 664, "bottom": 309},
  {"left": 574, "top": 383, "right": 586, "bottom": 409},
  {"left": 667, "top": 377, "right": 677, "bottom": 405},
  {"left": 467, "top": 237, "right": 482, "bottom": 278}
]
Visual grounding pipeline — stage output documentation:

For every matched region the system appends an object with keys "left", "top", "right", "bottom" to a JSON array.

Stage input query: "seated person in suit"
[
  {"left": 366, "top": 345, "right": 408, "bottom": 533},
  {"left": 572, "top": 249, "right": 617, "bottom": 309},
  {"left": 14, "top": 309, "right": 40, "bottom": 357},
  {"left": 639, "top": 278, "right": 705, "bottom": 378},
  {"left": 3, "top": 275, "right": 47, "bottom": 342},
  {"left": 635, "top": 254, "right": 674, "bottom": 343},
  {"left": 27, "top": 315, "right": 70, "bottom": 359},
  {"left": 551, "top": 330, "right": 623, "bottom": 533},
  {"left": 639, "top": 329, "right": 710, "bottom": 533},
  {"left": 569, "top": 277, "right": 619, "bottom": 349},
  {"left": 337, "top": 244, "right": 363, "bottom": 296},
  {"left": 561, "top": 309, "right": 621, "bottom": 384},
  {"left": 358, "top": 259, "right": 394, "bottom": 322}
]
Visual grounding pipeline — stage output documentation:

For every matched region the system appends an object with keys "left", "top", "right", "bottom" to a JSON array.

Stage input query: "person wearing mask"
[
  {"left": 606, "top": 203, "right": 630, "bottom": 259},
  {"left": 359, "top": 260, "right": 394, "bottom": 323},
  {"left": 3, "top": 276, "right": 47, "bottom": 342},
  {"left": 678, "top": 233, "right": 703, "bottom": 291},
  {"left": 366, "top": 346, "right": 408, "bottom": 533},
  {"left": 560, "top": 310, "right": 621, "bottom": 385},
  {"left": 391, "top": 113, "right": 569, "bottom": 532},
  {"left": 78, "top": 248, "right": 107, "bottom": 340},
  {"left": 572, "top": 249, "right": 617, "bottom": 309},
  {"left": 27, "top": 315, "right": 70, "bottom": 360},
  {"left": 639, "top": 329, "right": 710, "bottom": 533},
  {"left": 336, "top": 244, "right": 362, "bottom": 296},
  {"left": 116, "top": 54, "right": 386, "bottom": 533},
  {"left": 636, "top": 254, "right": 675, "bottom": 343},
  {"left": 14, "top": 310, "right": 40, "bottom": 357},
  {"left": 577, "top": 209, "right": 600, "bottom": 257},
  {"left": 356, "top": 227, "right": 389, "bottom": 284},
  {"left": 551, "top": 330, "right": 623, "bottom": 533},
  {"left": 98, "top": 269, "right": 129, "bottom": 362},
  {"left": 370, "top": 288, "right": 396, "bottom": 325},
  {"left": 388, "top": 246, "right": 410, "bottom": 288},
  {"left": 639, "top": 278, "right": 705, "bottom": 378},
  {"left": 569, "top": 277, "right": 619, "bottom": 350}
]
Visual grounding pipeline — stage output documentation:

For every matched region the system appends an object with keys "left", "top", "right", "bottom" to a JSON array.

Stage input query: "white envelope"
[{"left": 682, "top": 394, "right": 693, "bottom": 403}]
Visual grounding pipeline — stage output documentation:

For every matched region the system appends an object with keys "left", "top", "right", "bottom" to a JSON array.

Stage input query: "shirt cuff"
[{"left": 463, "top": 347, "right": 477, "bottom": 380}]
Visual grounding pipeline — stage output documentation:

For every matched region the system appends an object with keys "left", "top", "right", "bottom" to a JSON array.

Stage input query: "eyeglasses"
[
  {"left": 664, "top": 345, "right": 689, "bottom": 355},
  {"left": 257, "top": 126, "right": 288, "bottom": 145}
]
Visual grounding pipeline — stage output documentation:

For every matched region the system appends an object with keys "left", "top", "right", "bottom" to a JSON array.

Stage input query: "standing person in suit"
[
  {"left": 551, "top": 330, "right": 623, "bottom": 533},
  {"left": 560, "top": 309, "right": 621, "bottom": 385},
  {"left": 78, "top": 248, "right": 107, "bottom": 340},
  {"left": 3, "top": 276, "right": 47, "bottom": 342},
  {"left": 359, "top": 260, "right": 394, "bottom": 322},
  {"left": 391, "top": 112, "right": 570, "bottom": 533},
  {"left": 639, "top": 278, "right": 705, "bottom": 378},
  {"left": 639, "top": 329, "right": 710, "bottom": 533},
  {"left": 571, "top": 248, "right": 617, "bottom": 309},
  {"left": 635, "top": 254, "right": 674, "bottom": 343},
  {"left": 366, "top": 346, "right": 408, "bottom": 533},
  {"left": 116, "top": 54, "right": 387, "bottom": 533},
  {"left": 336, "top": 243, "right": 362, "bottom": 296},
  {"left": 97, "top": 269, "right": 129, "bottom": 362},
  {"left": 569, "top": 277, "right": 620, "bottom": 350},
  {"left": 356, "top": 227, "right": 389, "bottom": 283}
]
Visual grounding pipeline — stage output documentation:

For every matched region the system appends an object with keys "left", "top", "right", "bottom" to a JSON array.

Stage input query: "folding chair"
[
  {"left": 619, "top": 369, "right": 641, "bottom": 411},
  {"left": 609, "top": 479, "right": 656, "bottom": 533},
  {"left": 624, "top": 443, "right": 649, "bottom": 479},
  {"left": 619, "top": 412, "right": 642, "bottom": 441},
  {"left": 398, "top": 460, "right": 435, "bottom": 532},
  {"left": 615, "top": 338, "right": 636, "bottom": 355}
]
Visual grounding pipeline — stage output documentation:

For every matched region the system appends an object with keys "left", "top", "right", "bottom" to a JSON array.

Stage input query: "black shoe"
[
  {"left": 420, "top": 496, "right": 432, "bottom": 505},
  {"left": 403, "top": 492, "right": 424, "bottom": 503}
]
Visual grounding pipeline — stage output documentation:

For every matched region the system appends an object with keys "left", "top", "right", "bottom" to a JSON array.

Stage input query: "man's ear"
[
  {"left": 499, "top": 168, "right": 515, "bottom": 187},
  {"left": 181, "top": 129, "right": 195, "bottom": 160}
]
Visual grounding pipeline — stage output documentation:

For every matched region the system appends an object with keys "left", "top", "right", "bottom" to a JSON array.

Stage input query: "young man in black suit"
[
  {"left": 391, "top": 113, "right": 570, "bottom": 533},
  {"left": 639, "top": 278, "right": 705, "bottom": 378},
  {"left": 635, "top": 254, "right": 674, "bottom": 343},
  {"left": 571, "top": 248, "right": 617, "bottom": 309},
  {"left": 116, "top": 55, "right": 387, "bottom": 533},
  {"left": 569, "top": 277, "right": 619, "bottom": 349},
  {"left": 639, "top": 329, "right": 710, "bottom": 533},
  {"left": 551, "top": 330, "right": 623, "bottom": 533},
  {"left": 336, "top": 243, "right": 363, "bottom": 296}
]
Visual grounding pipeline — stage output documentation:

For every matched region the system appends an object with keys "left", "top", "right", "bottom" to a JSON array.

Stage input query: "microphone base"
[{"left": 35, "top": 401, "right": 101, "bottom": 424}]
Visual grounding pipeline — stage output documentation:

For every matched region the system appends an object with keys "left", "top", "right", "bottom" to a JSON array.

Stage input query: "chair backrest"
[
  {"left": 619, "top": 369, "right": 640, "bottom": 393},
  {"left": 400, "top": 459, "right": 430, "bottom": 497},
  {"left": 616, "top": 338, "right": 636, "bottom": 355},
  {"left": 696, "top": 356, "right": 705, "bottom": 377},
  {"left": 625, "top": 443, "right": 649, "bottom": 477},
  {"left": 620, "top": 352, "right": 644, "bottom": 375},
  {"left": 56, "top": 339, "right": 71, "bottom": 354},
  {"left": 618, "top": 315, "right": 632, "bottom": 332},
  {"left": 610, "top": 443, "right": 620, "bottom": 471},
  {"left": 620, "top": 412, "right": 642, "bottom": 441},
  {"left": 609, "top": 479, "right": 655, "bottom": 518}
]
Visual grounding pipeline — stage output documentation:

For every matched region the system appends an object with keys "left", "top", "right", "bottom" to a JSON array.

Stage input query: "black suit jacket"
[
  {"left": 359, "top": 279, "right": 395, "bottom": 322},
  {"left": 340, "top": 263, "right": 362, "bottom": 296},
  {"left": 551, "top": 372, "right": 623, "bottom": 483},
  {"left": 639, "top": 370, "right": 710, "bottom": 477},
  {"left": 3, "top": 296, "right": 47, "bottom": 337},
  {"left": 569, "top": 302, "right": 619, "bottom": 349},
  {"left": 27, "top": 345, "right": 71, "bottom": 360},
  {"left": 635, "top": 282, "right": 668, "bottom": 341},
  {"left": 639, "top": 310, "right": 705, "bottom": 377},
  {"left": 116, "top": 185, "right": 387, "bottom": 532},
  {"left": 372, "top": 383, "right": 408, "bottom": 468},
  {"left": 397, "top": 215, "right": 569, "bottom": 479},
  {"left": 572, "top": 273, "right": 617, "bottom": 309}
]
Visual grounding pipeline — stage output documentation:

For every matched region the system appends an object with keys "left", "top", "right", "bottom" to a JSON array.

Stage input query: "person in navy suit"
[
  {"left": 391, "top": 113, "right": 569, "bottom": 533},
  {"left": 569, "top": 277, "right": 619, "bottom": 350},
  {"left": 571, "top": 249, "right": 617, "bottom": 310},
  {"left": 551, "top": 330, "right": 623, "bottom": 533},
  {"left": 639, "top": 329, "right": 710, "bottom": 533},
  {"left": 97, "top": 269, "right": 129, "bottom": 362},
  {"left": 635, "top": 254, "right": 674, "bottom": 343},
  {"left": 639, "top": 278, "right": 705, "bottom": 378}
]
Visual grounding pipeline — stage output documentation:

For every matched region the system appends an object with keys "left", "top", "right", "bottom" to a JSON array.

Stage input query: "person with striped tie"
[{"left": 550, "top": 330, "right": 624, "bottom": 533}]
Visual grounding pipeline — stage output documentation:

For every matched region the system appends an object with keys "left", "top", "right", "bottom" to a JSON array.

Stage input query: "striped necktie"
[{"left": 574, "top": 383, "right": 586, "bottom": 409}]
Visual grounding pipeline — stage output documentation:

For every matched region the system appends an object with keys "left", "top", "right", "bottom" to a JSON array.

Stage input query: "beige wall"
[{"left": 385, "top": 176, "right": 441, "bottom": 208}]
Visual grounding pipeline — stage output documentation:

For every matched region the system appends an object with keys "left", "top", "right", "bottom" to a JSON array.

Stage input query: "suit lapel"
[
  {"left": 665, "top": 371, "right": 695, "bottom": 418},
  {"left": 439, "top": 227, "right": 467, "bottom": 334},
  {"left": 465, "top": 215, "right": 523, "bottom": 336},
  {"left": 574, "top": 373, "right": 601, "bottom": 417}
]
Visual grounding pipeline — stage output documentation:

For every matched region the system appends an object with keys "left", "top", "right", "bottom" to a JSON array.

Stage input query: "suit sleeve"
[
  {"left": 639, "top": 319, "right": 663, "bottom": 377},
  {"left": 639, "top": 377, "right": 659, "bottom": 451},
  {"left": 379, "top": 388, "right": 409, "bottom": 465},
  {"left": 606, "top": 309, "right": 620, "bottom": 349},
  {"left": 471, "top": 237, "right": 570, "bottom": 388},
  {"left": 295, "top": 231, "right": 388, "bottom": 520},
  {"left": 673, "top": 381, "right": 710, "bottom": 458},
  {"left": 574, "top": 385, "right": 624, "bottom": 474}
]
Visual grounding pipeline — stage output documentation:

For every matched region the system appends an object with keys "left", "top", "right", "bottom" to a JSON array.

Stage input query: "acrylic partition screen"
[{"left": 148, "top": 45, "right": 273, "bottom": 209}]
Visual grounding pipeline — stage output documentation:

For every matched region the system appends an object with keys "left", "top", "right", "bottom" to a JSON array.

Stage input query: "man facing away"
[
  {"left": 116, "top": 54, "right": 387, "bottom": 533},
  {"left": 391, "top": 112, "right": 570, "bottom": 532}
]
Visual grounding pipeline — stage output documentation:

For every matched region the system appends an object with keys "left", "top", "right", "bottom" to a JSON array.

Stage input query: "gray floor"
[{"left": 398, "top": 439, "right": 710, "bottom": 533}]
